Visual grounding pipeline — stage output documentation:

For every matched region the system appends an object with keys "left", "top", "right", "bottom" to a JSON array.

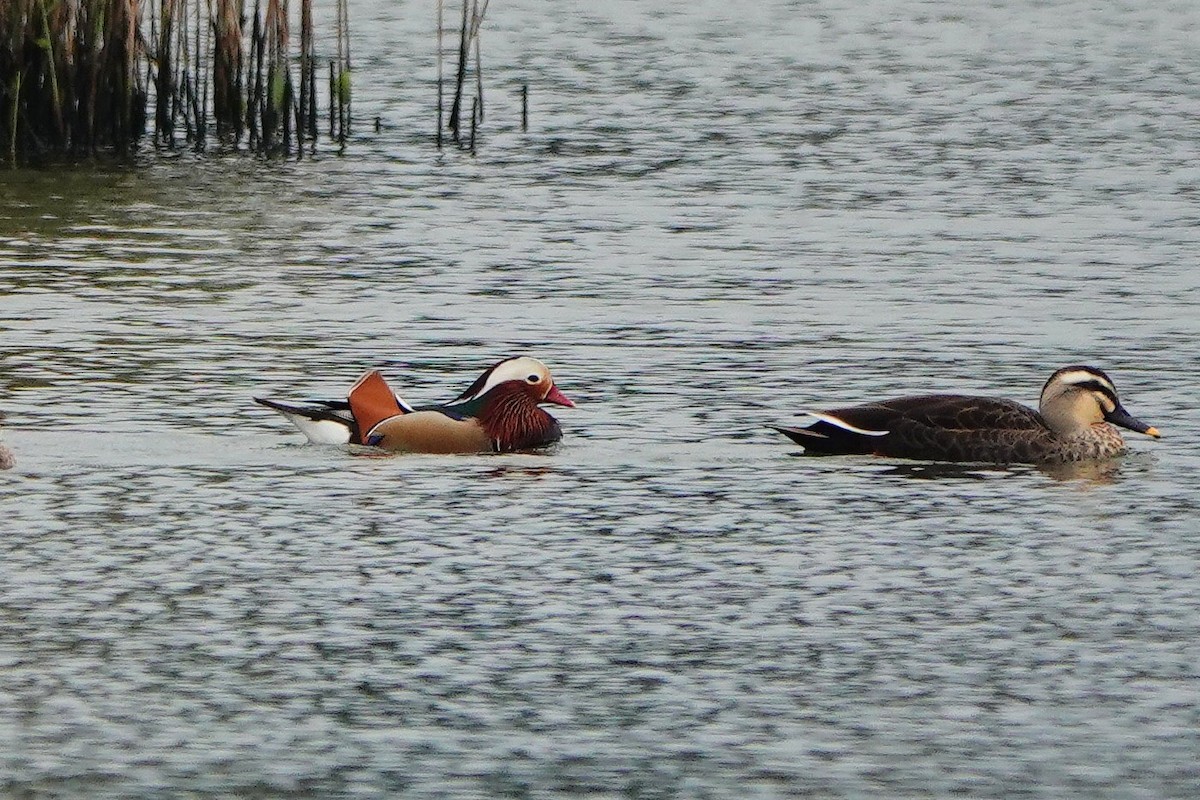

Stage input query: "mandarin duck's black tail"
[{"left": 254, "top": 396, "right": 360, "bottom": 444}]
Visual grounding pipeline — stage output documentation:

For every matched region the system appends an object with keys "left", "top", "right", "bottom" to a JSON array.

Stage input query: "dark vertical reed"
[
  {"left": 192, "top": 0, "right": 208, "bottom": 148},
  {"left": 246, "top": 0, "right": 263, "bottom": 149},
  {"left": 447, "top": 0, "right": 469, "bottom": 141},
  {"left": 260, "top": 0, "right": 289, "bottom": 153},
  {"left": 332, "top": 0, "right": 349, "bottom": 145},
  {"left": 436, "top": 0, "right": 443, "bottom": 148},
  {"left": 471, "top": 0, "right": 484, "bottom": 124},
  {"left": 327, "top": 61, "right": 335, "bottom": 139},
  {"left": 212, "top": 0, "right": 243, "bottom": 144},
  {"left": 155, "top": 0, "right": 177, "bottom": 146},
  {"left": 468, "top": 95, "right": 478, "bottom": 153},
  {"left": 297, "top": 0, "right": 314, "bottom": 150}
]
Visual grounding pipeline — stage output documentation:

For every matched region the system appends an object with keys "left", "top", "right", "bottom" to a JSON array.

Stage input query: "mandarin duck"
[{"left": 256, "top": 356, "right": 574, "bottom": 454}]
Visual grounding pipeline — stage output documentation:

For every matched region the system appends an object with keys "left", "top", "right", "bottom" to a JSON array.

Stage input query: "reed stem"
[
  {"left": 444, "top": 0, "right": 488, "bottom": 147},
  {"left": 436, "top": 0, "right": 443, "bottom": 147}
]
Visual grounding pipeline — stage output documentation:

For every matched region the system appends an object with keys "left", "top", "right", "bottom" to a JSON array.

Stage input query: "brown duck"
[
  {"left": 773, "top": 366, "right": 1160, "bottom": 464},
  {"left": 256, "top": 356, "right": 574, "bottom": 454}
]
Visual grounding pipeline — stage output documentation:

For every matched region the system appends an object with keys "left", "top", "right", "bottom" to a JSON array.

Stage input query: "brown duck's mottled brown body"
[
  {"left": 256, "top": 356, "right": 574, "bottom": 455},
  {"left": 774, "top": 366, "right": 1160, "bottom": 465}
]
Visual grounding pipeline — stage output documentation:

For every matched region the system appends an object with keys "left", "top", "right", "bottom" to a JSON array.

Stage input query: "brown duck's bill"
[
  {"left": 543, "top": 385, "right": 576, "bottom": 408},
  {"left": 1105, "top": 404, "right": 1160, "bottom": 438}
]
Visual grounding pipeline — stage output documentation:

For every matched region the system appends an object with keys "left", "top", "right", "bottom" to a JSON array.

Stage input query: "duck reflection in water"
[
  {"left": 0, "top": 411, "right": 13, "bottom": 470},
  {"left": 873, "top": 459, "right": 1123, "bottom": 485}
]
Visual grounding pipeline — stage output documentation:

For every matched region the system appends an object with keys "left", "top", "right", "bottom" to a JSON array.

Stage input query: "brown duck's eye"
[{"left": 526, "top": 374, "right": 540, "bottom": 383}]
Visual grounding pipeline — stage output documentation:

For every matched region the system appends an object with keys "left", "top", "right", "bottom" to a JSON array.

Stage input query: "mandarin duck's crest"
[
  {"left": 256, "top": 356, "right": 574, "bottom": 454},
  {"left": 773, "top": 365, "right": 1159, "bottom": 464}
]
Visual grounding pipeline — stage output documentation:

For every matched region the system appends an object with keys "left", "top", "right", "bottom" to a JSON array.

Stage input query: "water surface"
[{"left": 2, "top": 0, "right": 1199, "bottom": 797}]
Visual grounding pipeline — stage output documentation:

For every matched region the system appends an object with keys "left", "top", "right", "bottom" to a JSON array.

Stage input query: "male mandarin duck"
[
  {"left": 773, "top": 365, "right": 1160, "bottom": 464},
  {"left": 256, "top": 356, "right": 574, "bottom": 454}
]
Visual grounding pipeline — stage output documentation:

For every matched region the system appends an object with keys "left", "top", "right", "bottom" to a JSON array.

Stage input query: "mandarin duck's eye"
[{"left": 526, "top": 374, "right": 540, "bottom": 383}]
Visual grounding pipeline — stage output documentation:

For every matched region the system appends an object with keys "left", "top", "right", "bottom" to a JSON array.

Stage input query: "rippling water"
[{"left": 2, "top": 0, "right": 1199, "bottom": 797}]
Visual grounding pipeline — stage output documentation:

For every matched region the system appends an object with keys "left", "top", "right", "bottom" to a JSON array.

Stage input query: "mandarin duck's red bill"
[{"left": 255, "top": 356, "right": 574, "bottom": 454}]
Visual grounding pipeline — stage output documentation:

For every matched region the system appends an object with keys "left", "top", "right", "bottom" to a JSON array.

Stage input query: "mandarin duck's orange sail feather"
[{"left": 347, "top": 370, "right": 408, "bottom": 443}]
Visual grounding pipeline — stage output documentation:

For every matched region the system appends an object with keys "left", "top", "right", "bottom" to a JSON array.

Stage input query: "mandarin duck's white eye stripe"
[{"left": 451, "top": 356, "right": 551, "bottom": 403}]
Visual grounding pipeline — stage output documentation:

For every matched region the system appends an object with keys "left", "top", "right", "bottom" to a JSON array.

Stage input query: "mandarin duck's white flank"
[
  {"left": 773, "top": 366, "right": 1159, "bottom": 464},
  {"left": 256, "top": 356, "right": 574, "bottom": 454}
]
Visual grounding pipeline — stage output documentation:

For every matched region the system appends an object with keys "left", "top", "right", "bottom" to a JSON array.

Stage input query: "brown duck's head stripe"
[{"left": 1044, "top": 366, "right": 1119, "bottom": 401}]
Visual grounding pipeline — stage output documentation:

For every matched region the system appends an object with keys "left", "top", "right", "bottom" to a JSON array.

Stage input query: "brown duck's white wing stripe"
[{"left": 800, "top": 410, "right": 890, "bottom": 436}]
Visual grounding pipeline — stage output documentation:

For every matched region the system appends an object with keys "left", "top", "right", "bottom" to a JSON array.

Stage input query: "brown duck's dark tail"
[{"left": 770, "top": 424, "right": 879, "bottom": 455}]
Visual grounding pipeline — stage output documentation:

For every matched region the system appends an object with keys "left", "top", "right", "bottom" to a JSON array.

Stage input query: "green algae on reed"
[{"left": 0, "top": 0, "right": 351, "bottom": 160}]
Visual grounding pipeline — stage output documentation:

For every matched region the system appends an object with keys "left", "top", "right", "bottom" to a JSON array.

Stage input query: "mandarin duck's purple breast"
[{"left": 476, "top": 381, "right": 568, "bottom": 452}]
